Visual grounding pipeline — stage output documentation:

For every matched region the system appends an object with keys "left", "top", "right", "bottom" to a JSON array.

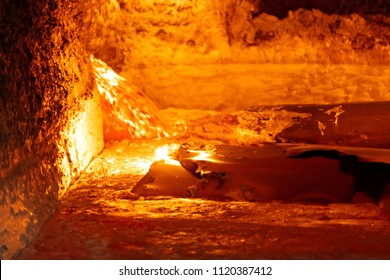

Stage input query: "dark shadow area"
[{"left": 293, "top": 150, "right": 390, "bottom": 201}]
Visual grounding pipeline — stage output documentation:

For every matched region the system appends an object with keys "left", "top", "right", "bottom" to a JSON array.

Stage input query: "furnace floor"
[{"left": 18, "top": 139, "right": 390, "bottom": 260}]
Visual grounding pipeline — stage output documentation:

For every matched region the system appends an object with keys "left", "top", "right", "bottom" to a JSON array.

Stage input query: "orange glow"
[
  {"left": 91, "top": 55, "right": 169, "bottom": 140},
  {"left": 325, "top": 106, "right": 345, "bottom": 127},
  {"left": 87, "top": 142, "right": 182, "bottom": 177},
  {"left": 155, "top": 143, "right": 181, "bottom": 166},
  {"left": 188, "top": 149, "right": 225, "bottom": 163},
  {"left": 129, "top": 158, "right": 154, "bottom": 175},
  {"left": 155, "top": 145, "right": 170, "bottom": 161},
  {"left": 155, "top": 144, "right": 179, "bottom": 160},
  {"left": 141, "top": 0, "right": 188, "bottom": 5}
]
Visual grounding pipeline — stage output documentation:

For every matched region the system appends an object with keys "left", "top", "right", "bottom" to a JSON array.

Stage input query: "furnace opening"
[{"left": 1, "top": 0, "right": 390, "bottom": 260}]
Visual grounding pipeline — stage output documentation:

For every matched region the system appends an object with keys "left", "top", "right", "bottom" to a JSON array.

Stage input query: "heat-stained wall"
[
  {"left": 78, "top": 0, "right": 390, "bottom": 110},
  {"left": 0, "top": 0, "right": 103, "bottom": 259}
]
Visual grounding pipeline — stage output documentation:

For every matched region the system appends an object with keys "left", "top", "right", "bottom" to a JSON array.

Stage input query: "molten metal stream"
[{"left": 91, "top": 55, "right": 169, "bottom": 139}]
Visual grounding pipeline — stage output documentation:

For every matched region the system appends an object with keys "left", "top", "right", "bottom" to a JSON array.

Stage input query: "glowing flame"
[
  {"left": 154, "top": 144, "right": 181, "bottom": 166},
  {"left": 91, "top": 55, "right": 169, "bottom": 140}
]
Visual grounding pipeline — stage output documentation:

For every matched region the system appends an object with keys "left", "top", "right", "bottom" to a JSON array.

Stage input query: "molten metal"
[{"left": 91, "top": 55, "right": 169, "bottom": 140}]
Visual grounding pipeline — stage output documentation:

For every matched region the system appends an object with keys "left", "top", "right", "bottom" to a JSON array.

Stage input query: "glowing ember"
[{"left": 91, "top": 55, "right": 169, "bottom": 140}]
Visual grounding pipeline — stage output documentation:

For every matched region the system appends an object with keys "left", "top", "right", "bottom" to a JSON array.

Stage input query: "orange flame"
[{"left": 91, "top": 55, "right": 169, "bottom": 140}]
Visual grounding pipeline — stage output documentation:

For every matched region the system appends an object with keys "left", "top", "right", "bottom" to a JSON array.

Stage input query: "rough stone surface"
[
  {"left": 76, "top": 0, "right": 390, "bottom": 110},
  {"left": 0, "top": 0, "right": 103, "bottom": 259},
  {"left": 253, "top": 0, "right": 389, "bottom": 19},
  {"left": 78, "top": 0, "right": 390, "bottom": 67},
  {"left": 18, "top": 140, "right": 390, "bottom": 260}
]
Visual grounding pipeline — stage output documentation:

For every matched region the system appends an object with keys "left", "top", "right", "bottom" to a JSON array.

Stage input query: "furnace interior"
[{"left": 1, "top": 0, "right": 390, "bottom": 259}]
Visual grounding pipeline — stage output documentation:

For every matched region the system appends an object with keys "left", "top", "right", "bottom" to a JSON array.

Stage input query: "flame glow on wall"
[{"left": 91, "top": 55, "right": 169, "bottom": 140}]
